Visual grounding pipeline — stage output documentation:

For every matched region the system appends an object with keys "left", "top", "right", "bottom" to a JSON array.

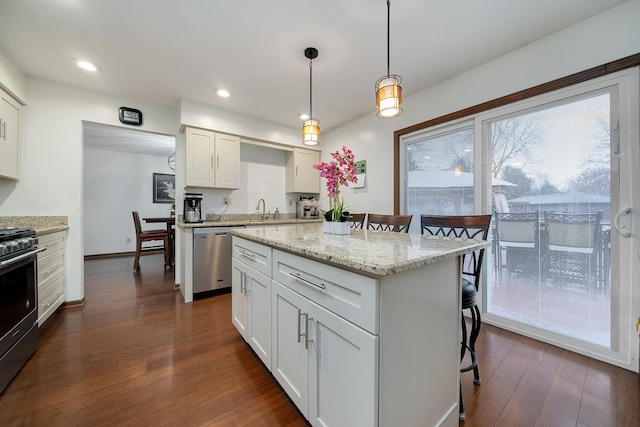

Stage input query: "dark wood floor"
[{"left": 0, "top": 254, "right": 638, "bottom": 426}]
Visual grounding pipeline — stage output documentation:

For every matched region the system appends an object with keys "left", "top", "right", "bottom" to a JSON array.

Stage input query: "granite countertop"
[
  {"left": 178, "top": 217, "right": 323, "bottom": 229},
  {"left": 0, "top": 216, "right": 69, "bottom": 236},
  {"left": 232, "top": 223, "right": 490, "bottom": 276}
]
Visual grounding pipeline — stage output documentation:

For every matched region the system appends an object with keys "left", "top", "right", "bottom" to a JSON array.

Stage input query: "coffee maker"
[
  {"left": 296, "top": 195, "right": 319, "bottom": 219},
  {"left": 183, "top": 193, "right": 203, "bottom": 223}
]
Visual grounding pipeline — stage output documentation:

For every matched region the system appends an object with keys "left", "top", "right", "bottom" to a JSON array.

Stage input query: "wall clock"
[
  {"left": 168, "top": 153, "right": 176, "bottom": 171},
  {"left": 118, "top": 106, "right": 143, "bottom": 126}
]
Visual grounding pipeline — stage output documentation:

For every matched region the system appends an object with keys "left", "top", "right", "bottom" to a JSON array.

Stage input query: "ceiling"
[
  {"left": 82, "top": 121, "right": 175, "bottom": 157},
  {"left": 0, "top": 0, "right": 628, "bottom": 153}
]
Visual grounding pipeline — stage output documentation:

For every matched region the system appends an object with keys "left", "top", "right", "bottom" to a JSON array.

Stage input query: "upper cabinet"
[
  {"left": 184, "top": 126, "right": 240, "bottom": 189},
  {"left": 0, "top": 87, "right": 21, "bottom": 180},
  {"left": 285, "top": 147, "right": 320, "bottom": 194}
]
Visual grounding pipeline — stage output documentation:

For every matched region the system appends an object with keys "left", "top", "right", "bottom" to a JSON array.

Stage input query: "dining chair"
[
  {"left": 349, "top": 213, "right": 367, "bottom": 230},
  {"left": 366, "top": 213, "right": 412, "bottom": 233},
  {"left": 543, "top": 211, "right": 603, "bottom": 287},
  {"left": 494, "top": 211, "right": 541, "bottom": 278},
  {"left": 132, "top": 211, "right": 170, "bottom": 271},
  {"left": 420, "top": 214, "right": 492, "bottom": 421}
]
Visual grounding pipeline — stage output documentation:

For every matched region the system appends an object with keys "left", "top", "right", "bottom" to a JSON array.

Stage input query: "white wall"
[
  {"left": 83, "top": 148, "right": 175, "bottom": 255},
  {"left": 321, "top": 0, "right": 640, "bottom": 216},
  {"left": 180, "top": 99, "right": 303, "bottom": 148},
  {"left": 0, "top": 78, "right": 179, "bottom": 301},
  {"left": 195, "top": 143, "right": 300, "bottom": 220},
  {"left": 0, "top": 47, "right": 26, "bottom": 103}
]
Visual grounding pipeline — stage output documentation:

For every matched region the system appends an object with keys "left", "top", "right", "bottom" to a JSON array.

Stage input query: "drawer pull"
[
  {"left": 238, "top": 250, "right": 256, "bottom": 260},
  {"left": 44, "top": 264, "right": 62, "bottom": 277},
  {"left": 290, "top": 272, "right": 326, "bottom": 290},
  {"left": 45, "top": 293, "right": 63, "bottom": 308}
]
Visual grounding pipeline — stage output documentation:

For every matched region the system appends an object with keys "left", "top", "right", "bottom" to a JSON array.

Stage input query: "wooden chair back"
[
  {"left": 366, "top": 214, "right": 412, "bottom": 233},
  {"left": 349, "top": 213, "right": 366, "bottom": 229}
]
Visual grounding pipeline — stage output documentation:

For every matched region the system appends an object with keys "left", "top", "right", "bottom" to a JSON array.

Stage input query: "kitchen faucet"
[{"left": 256, "top": 198, "right": 266, "bottom": 220}]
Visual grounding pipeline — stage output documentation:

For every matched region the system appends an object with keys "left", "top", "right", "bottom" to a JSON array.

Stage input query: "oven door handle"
[{"left": 0, "top": 247, "right": 47, "bottom": 267}]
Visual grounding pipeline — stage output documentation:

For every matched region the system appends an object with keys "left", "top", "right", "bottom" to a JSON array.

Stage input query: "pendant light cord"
[
  {"left": 309, "top": 58, "right": 313, "bottom": 119},
  {"left": 387, "top": 0, "right": 391, "bottom": 77}
]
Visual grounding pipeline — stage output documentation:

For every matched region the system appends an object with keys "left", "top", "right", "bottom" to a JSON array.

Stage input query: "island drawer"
[
  {"left": 232, "top": 237, "right": 272, "bottom": 277},
  {"left": 272, "top": 249, "right": 378, "bottom": 334}
]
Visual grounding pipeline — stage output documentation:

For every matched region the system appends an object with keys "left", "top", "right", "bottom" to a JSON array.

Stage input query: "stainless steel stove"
[{"left": 0, "top": 227, "right": 45, "bottom": 394}]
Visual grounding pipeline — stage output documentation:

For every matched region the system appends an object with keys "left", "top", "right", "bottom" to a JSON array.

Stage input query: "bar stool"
[
  {"left": 420, "top": 214, "right": 492, "bottom": 421},
  {"left": 366, "top": 213, "right": 412, "bottom": 233},
  {"left": 349, "top": 213, "right": 367, "bottom": 229}
]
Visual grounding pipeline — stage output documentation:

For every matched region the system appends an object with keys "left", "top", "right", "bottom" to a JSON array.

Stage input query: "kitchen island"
[{"left": 231, "top": 223, "right": 489, "bottom": 427}]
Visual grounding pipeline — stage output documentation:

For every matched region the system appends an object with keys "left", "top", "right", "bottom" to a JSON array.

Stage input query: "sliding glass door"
[
  {"left": 400, "top": 68, "right": 639, "bottom": 371},
  {"left": 486, "top": 91, "right": 613, "bottom": 347}
]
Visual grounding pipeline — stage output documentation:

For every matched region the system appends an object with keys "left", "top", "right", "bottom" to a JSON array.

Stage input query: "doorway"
[{"left": 82, "top": 121, "right": 176, "bottom": 259}]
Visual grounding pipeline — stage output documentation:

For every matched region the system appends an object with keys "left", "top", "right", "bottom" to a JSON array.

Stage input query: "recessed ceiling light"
[
  {"left": 75, "top": 60, "right": 100, "bottom": 72},
  {"left": 299, "top": 113, "right": 309, "bottom": 121},
  {"left": 215, "top": 89, "right": 230, "bottom": 98}
]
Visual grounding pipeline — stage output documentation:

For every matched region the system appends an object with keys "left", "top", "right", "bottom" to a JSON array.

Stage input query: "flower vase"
[{"left": 323, "top": 221, "right": 350, "bottom": 235}]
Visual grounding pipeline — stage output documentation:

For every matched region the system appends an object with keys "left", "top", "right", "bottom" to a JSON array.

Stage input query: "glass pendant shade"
[
  {"left": 376, "top": 75, "right": 403, "bottom": 118},
  {"left": 302, "top": 47, "right": 320, "bottom": 146},
  {"left": 302, "top": 118, "right": 320, "bottom": 146}
]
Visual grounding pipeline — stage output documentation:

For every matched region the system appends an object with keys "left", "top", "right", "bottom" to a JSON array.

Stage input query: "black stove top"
[
  {"left": 0, "top": 228, "right": 39, "bottom": 259},
  {"left": 0, "top": 227, "right": 37, "bottom": 243}
]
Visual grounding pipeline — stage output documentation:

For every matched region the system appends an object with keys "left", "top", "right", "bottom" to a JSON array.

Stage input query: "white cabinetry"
[
  {"left": 232, "top": 237, "right": 378, "bottom": 426},
  {"left": 231, "top": 238, "right": 272, "bottom": 367},
  {"left": 272, "top": 281, "right": 377, "bottom": 425},
  {"left": 0, "top": 87, "right": 21, "bottom": 180},
  {"left": 184, "top": 127, "right": 240, "bottom": 189},
  {"left": 37, "top": 231, "right": 67, "bottom": 326},
  {"left": 285, "top": 147, "right": 320, "bottom": 194}
]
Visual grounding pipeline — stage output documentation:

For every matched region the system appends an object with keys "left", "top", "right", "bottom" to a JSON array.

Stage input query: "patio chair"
[
  {"left": 420, "top": 214, "right": 492, "bottom": 421},
  {"left": 494, "top": 211, "right": 541, "bottom": 278},
  {"left": 543, "top": 211, "right": 602, "bottom": 286}
]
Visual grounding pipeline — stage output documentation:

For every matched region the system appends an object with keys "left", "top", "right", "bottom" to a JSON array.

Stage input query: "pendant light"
[
  {"left": 376, "top": 0, "right": 403, "bottom": 118},
  {"left": 302, "top": 47, "right": 320, "bottom": 146}
]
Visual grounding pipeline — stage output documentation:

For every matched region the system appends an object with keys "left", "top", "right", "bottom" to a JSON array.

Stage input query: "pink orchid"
[{"left": 313, "top": 146, "right": 357, "bottom": 221}]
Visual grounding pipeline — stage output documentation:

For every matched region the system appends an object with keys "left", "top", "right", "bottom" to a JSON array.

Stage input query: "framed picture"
[{"left": 153, "top": 173, "right": 175, "bottom": 204}]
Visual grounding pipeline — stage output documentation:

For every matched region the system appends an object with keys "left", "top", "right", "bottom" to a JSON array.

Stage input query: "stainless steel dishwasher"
[{"left": 193, "top": 226, "right": 245, "bottom": 294}]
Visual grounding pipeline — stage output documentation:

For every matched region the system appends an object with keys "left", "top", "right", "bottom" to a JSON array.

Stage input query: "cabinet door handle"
[
  {"left": 211, "top": 154, "right": 214, "bottom": 170},
  {"left": 0, "top": 118, "right": 5, "bottom": 140},
  {"left": 295, "top": 166, "right": 298, "bottom": 177},
  {"left": 217, "top": 154, "right": 220, "bottom": 169},
  {"left": 305, "top": 316, "right": 313, "bottom": 350},
  {"left": 290, "top": 272, "right": 326, "bottom": 290},
  {"left": 297, "top": 308, "right": 307, "bottom": 344},
  {"left": 245, "top": 275, "right": 251, "bottom": 295},
  {"left": 240, "top": 271, "right": 246, "bottom": 294}
]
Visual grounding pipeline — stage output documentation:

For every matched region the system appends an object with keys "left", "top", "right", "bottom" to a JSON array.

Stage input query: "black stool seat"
[{"left": 462, "top": 279, "right": 477, "bottom": 308}]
